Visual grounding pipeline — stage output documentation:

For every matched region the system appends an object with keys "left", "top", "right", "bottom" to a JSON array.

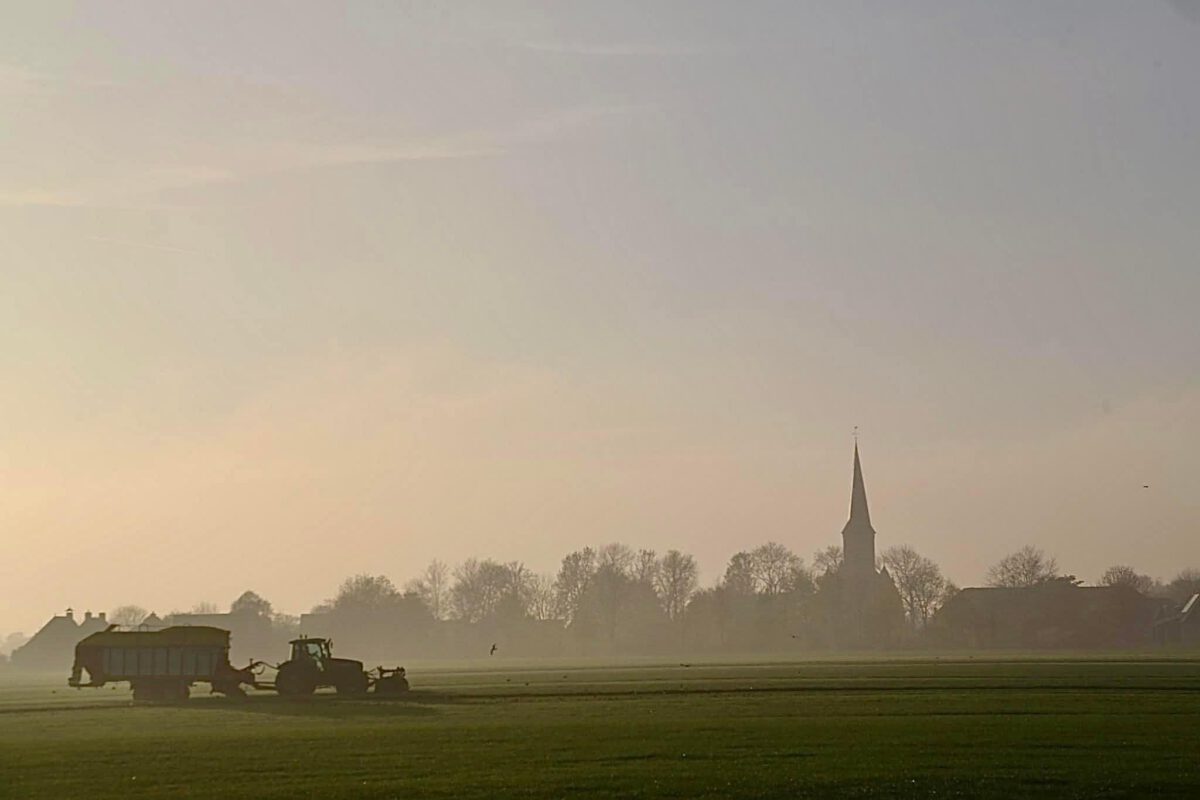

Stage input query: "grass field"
[{"left": 2, "top": 655, "right": 1198, "bottom": 798}]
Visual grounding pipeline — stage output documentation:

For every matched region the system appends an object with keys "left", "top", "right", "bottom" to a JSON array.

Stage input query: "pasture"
[{"left": 2, "top": 655, "right": 1198, "bottom": 798}]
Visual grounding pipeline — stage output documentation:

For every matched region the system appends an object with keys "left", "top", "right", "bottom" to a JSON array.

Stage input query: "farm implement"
[{"left": 69, "top": 627, "right": 408, "bottom": 702}]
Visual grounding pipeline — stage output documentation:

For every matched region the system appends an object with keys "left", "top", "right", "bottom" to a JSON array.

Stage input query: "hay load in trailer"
[{"left": 68, "top": 626, "right": 256, "bottom": 702}]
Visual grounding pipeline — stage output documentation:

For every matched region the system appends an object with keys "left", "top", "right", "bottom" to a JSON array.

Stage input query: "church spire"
[
  {"left": 849, "top": 442, "right": 871, "bottom": 525},
  {"left": 841, "top": 439, "right": 877, "bottom": 580}
]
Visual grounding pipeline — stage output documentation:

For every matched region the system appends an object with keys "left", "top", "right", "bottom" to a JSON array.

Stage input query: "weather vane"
[{"left": 853, "top": 425, "right": 859, "bottom": 443}]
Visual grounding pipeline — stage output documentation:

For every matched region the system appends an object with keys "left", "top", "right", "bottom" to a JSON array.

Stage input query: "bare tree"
[
  {"left": 723, "top": 543, "right": 811, "bottom": 596},
  {"left": 722, "top": 551, "right": 757, "bottom": 595},
  {"left": 1100, "top": 565, "right": 1154, "bottom": 595},
  {"left": 750, "top": 542, "right": 806, "bottom": 596},
  {"left": 575, "top": 562, "right": 663, "bottom": 644},
  {"left": 813, "top": 545, "right": 843, "bottom": 577},
  {"left": 109, "top": 605, "right": 149, "bottom": 626},
  {"left": 500, "top": 561, "right": 537, "bottom": 612},
  {"left": 554, "top": 547, "right": 597, "bottom": 624},
  {"left": 450, "top": 559, "right": 511, "bottom": 622},
  {"left": 527, "top": 575, "right": 559, "bottom": 621},
  {"left": 596, "top": 542, "right": 636, "bottom": 576},
  {"left": 406, "top": 559, "right": 451, "bottom": 620},
  {"left": 633, "top": 549, "right": 660, "bottom": 586},
  {"left": 190, "top": 602, "right": 221, "bottom": 614},
  {"left": 986, "top": 545, "right": 1059, "bottom": 588},
  {"left": 655, "top": 550, "right": 699, "bottom": 620},
  {"left": 880, "top": 545, "right": 949, "bottom": 627}
]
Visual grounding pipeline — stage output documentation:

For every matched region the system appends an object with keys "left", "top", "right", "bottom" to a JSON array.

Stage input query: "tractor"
[{"left": 271, "top": 637, "right": 408, "bottom": 697}]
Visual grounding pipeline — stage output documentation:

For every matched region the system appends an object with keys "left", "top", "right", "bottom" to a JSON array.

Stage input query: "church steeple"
[
  {"left": 849, "top": 442, "right": 871, "bottom": 525},
  {"left": 841, "top": 440, "right": 878, "bottom": 579},
  {"left": 828, "top": 436, "right": 905, "bottom": 648}
]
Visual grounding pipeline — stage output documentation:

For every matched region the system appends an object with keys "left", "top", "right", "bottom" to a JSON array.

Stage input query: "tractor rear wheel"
[
  {"left": 276, "top": 663, "right": 316, "bottom": 697},
  {"left": 336, "top": 671, "right": 369, "bottom": 696}
]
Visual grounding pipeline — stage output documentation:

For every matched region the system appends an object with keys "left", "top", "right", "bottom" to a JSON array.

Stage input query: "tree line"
[{"left": 4, "top": 545, "right": 1197, "bottom": 665}]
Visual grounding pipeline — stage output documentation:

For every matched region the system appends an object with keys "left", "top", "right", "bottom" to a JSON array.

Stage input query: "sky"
[{"left": 1, "top": 1, "right": 1198, "bottom": 634}]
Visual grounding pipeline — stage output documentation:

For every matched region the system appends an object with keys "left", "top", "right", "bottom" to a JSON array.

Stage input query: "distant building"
[
  {"left": 814, "top": 444, "right": 905, "bottom": 647},
  {"left": 1153, "top": 593, "right": 1200, "bottom": 647},
  {"left": 10, "top": 610, "right": 109, "bottom": 671},
  {"left": 933, "top": 583, "right": 1163, "bottom": 649}
]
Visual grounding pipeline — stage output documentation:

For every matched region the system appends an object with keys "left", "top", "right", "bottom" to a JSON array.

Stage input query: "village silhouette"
[{"left": 5, "top": 443, "right": 1197, "bottom": 672}]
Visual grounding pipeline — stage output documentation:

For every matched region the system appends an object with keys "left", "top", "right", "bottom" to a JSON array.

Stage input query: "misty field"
[{"left": 2, "top": 656, "right": 1198, "bottom": 798}]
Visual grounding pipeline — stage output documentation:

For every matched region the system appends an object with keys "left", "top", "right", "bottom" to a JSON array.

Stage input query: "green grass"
[{"left": 2, "top": 655, "right": 1199, "bottom": 798}]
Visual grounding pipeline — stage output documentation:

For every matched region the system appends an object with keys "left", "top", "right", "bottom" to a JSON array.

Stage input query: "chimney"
[
  {"left": 84, "top": 611, "right": 92, "bottom": 622},
  {"left": 98, "top": 612, "right": 107, "bottom": 623}
]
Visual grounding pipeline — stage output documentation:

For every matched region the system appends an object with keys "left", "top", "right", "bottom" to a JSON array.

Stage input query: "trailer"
[{"left": 69, "top": 626, "right": 256, "bottom": 702}]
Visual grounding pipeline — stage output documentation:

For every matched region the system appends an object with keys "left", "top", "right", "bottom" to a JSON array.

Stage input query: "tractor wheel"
[
  {"left": 276, "top": 663, "right": 316, "bottom": 697},
  {"left": 336, "top": 672, "right": 370, "bottom": 696}
]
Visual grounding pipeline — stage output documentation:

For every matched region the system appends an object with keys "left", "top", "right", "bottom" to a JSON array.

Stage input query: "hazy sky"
[{"left": 2, "top": 1, "right": 1197, "bottom": 634}]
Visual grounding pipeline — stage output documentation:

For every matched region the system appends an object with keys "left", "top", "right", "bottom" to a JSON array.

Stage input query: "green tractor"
[{"left": 272, "top": 637, "right": 408, "bottom": 697}]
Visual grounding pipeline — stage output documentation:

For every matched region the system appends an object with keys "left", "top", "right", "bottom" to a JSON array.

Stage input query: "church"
[{"left": 817, "top": 443, "right": 905, "bottom": 647}]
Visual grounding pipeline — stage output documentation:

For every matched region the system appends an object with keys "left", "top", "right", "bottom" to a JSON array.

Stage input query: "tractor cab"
[{"left": 289, "top": 637, "right": 333, "bottom": 670}]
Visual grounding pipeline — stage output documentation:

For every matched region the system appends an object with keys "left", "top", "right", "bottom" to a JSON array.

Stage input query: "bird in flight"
[
  {"left": 1143, "top": 485, "right": 1150, "bottom": 489},
  {"left": 490, "top": 643, "right": 498, "bottom": 655}
]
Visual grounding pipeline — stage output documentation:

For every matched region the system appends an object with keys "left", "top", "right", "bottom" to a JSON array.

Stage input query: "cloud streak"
[
  {"left": 515, "top": 41, "right": 714, "bottom": 57},
  {"left": 0, "top": 100, "right": 640, "bottom": 210}
]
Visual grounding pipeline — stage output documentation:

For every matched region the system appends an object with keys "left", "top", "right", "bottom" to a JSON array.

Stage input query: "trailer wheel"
[
  {"left": 132, "top": 680, "right": 188, "bottom": 703},
  {"left": 131, "top": 682, "right": 158, "bottom": 703}
]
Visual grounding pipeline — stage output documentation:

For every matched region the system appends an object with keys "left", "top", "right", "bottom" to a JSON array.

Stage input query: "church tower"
[
  {"left": 841, "top": 442, "right": 877, "bottom": 582},
  {"left": 816, "top": 439, "right": 904, "bottom": 648}
]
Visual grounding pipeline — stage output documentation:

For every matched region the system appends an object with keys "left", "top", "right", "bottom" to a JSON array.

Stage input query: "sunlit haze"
[{"left": 2, "top": 1, "right": 1197, "bottom": 635}]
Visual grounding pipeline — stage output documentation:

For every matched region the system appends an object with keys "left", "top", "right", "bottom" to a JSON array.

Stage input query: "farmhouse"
[
  {"left": 932, "top": 582, "right": 1162, "bottom": 649},
  {"left": 10, "top": 609, "right": 109, "bottom": 671},
  {"left": 1153, "top": 593, "right": 1200, "bottom": 646}
]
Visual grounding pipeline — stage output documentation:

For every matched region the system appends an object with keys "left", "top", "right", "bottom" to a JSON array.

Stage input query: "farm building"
[
  {"left": 10, "top": 609, "right": 110, "bottom": 671},
  {"left": 931, "top": 583, "right": 1163, "bottom": 649},
  {"left": 1153, "top": 593, "right": 1200, "bottom": 646}
]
